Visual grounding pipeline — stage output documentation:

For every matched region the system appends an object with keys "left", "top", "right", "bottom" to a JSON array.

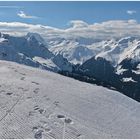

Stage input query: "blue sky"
[{"left": 0, "top": 1, "right": 139, "bottom": 28}]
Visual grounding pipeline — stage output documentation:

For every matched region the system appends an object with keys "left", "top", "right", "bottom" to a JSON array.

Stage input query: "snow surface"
[
  {"left": 137, "top": 63, "right": 140, "bottom": 69},
  {"left": 0, "top": 38, "right": 8, "bottom": 43},
  {"left": 132, "top": 70, "right": 140, "bottom": 75},
  {"left": 0, "top": 61, "right": 140, "bottom": 139},
  {"left": 116, "top": 65, "right": 128, "bottom": 75},
  {"left": 122, "top": 77, "right": 137, "bottom": 83}
]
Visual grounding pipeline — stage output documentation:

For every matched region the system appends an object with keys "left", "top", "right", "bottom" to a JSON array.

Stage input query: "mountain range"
[
  {"left": 0, "top": 32, "right": 140, "bottom": 101},
  {"left": 49, "top": 35, "right": 140, "bottom": 101}
]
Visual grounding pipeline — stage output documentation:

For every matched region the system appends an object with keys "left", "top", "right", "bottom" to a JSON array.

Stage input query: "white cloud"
[
  {"left": 17, "top": 11, "right": 38, "bottom": 19},
  {"left": 0, "top": 22, "right": 62, "bottom": 37},
  {"left": 69, "top": 20, "right": 88, "bottom": 28},
  {"left": 0, "top": 20, "right": 140, "bottom": 41},
  {"left": 127, "top": 10, "right": 137, "bottom": 15},
  {"left": 65, "top": 19, "right": 140, "bottom": 39}
]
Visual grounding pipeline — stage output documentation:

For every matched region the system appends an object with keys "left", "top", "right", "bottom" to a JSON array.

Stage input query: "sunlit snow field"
[{"left": 0, "top": 61, "right": 140, "bottom": 139}]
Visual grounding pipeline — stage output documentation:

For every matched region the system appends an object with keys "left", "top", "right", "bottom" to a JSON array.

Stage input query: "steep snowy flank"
[
  {"left": 26, "top": 32, "right": 47, "bottom": 46},
  {"left": 0, "top": 33, "right": 72, "bottom": 72},
  {"left": 0, "top": 61, "right": 140, "bottom": 139}
]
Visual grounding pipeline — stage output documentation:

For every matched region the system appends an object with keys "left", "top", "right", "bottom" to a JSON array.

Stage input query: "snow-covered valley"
[{"left": 0, "top": 61, "right": 140, "bottom": 139}]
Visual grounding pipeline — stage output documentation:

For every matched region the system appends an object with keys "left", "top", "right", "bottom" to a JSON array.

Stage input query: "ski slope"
[{"left": 0, "top": 61, "right": 140, "bottom": 139}]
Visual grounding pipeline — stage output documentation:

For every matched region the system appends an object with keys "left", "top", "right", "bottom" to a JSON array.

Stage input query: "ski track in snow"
[{"left": 0, "top": 60, "right": 140, "bottom": 139}]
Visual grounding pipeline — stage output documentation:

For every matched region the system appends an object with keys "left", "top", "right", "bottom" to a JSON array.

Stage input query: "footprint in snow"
[
  {"left": 39, "top": 109, "right": 44, "bottom": 114},
  {"left": 14, "top": 69, "right": 18, "bottom": 72},
  {"left": 27, "top": 96, "right": 32, "bottom": 99},
  {"left": 34, "top": 130, "right": 43, "bottom": 139},
  {"left": 65, "top": 118, "right": 73, "bottom": 124},
  {"left": 33, "top": 88, "right": 40, "bottom": 94},
  {"left": 57, "top": 114, "right": 65, "bottom": 119},
  {"left": 34, "top": 107, "right": 39, "bottom": 110},
  {"left": 32, "top": 126, "right": 38, "bottom": 131},
  {"left": 0, "top": 90, "right": 5, "bottom": 93},
  {"left": 18, "top": 87, "right": 24, "bottom": 90},
  {"left": 33, "top": 106, "right": 44, "bottom": 114},
  {"left": 57, "top": 114, "right": 73, "bottom": 124},
  {"left": 31, "top": 81, "right": 40, "bottom": 85},
  {"left": 76, "top": 134, "right": 82, "bottom": 138},
  {"left": 46, "top": 97, "right": 50, "bottom": 101},
  {"left": 20, "top": 77, "right": 25, "bottom": 80},
  {"left": 43, "top": 95, "right": 50, "bottom": 101},
  {"left": 29, "top": 111, "right": 35, "bottom": 116},
  {"left": 19, "top": 73, "right": 26, "bottom": 76},
  {"left": 18, "top": 87, "right": 28, "bottom": 92},
  {"left": 53, "top": 101, "right": 59, "bottom": 106},
  {"left": 6, "top": 92, "right": 13, "bottom": 95},
  {"left": 33, "top": 122, "right": 52, "bottom": 134},
  {"left": 45, "top": 128, "right": 51, "bottom": 132}
]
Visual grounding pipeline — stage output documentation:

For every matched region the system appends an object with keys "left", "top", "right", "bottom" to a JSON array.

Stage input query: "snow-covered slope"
[
  {"left": 0, "top": 61, "right": 140, "bottom": 139},
  {"left": 0, "top": 33, "right": 72, "bottom": 72}
]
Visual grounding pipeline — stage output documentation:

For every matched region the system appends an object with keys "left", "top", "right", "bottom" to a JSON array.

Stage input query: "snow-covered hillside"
[{"left": 0, "top": 61, "right": 140, "bottom": 139}]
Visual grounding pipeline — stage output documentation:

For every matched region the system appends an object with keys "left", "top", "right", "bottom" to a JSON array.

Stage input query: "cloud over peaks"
[{"left": 0, "top": 20, "right": 140, "bottom": 40}]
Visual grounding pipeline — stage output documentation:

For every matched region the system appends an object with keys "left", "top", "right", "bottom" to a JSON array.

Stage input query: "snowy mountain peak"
[
  {"left": 118, "top": 36, "right": 136, "bottom": 44},
  {"left": 26, "top": 32, "right": 47, "bottom": 46},
  {"left": 0, "top": 33, "right": 73, "bottom": 72},
  {"left": 92, "top": 36, "right": 140, "bottom": 66}
]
